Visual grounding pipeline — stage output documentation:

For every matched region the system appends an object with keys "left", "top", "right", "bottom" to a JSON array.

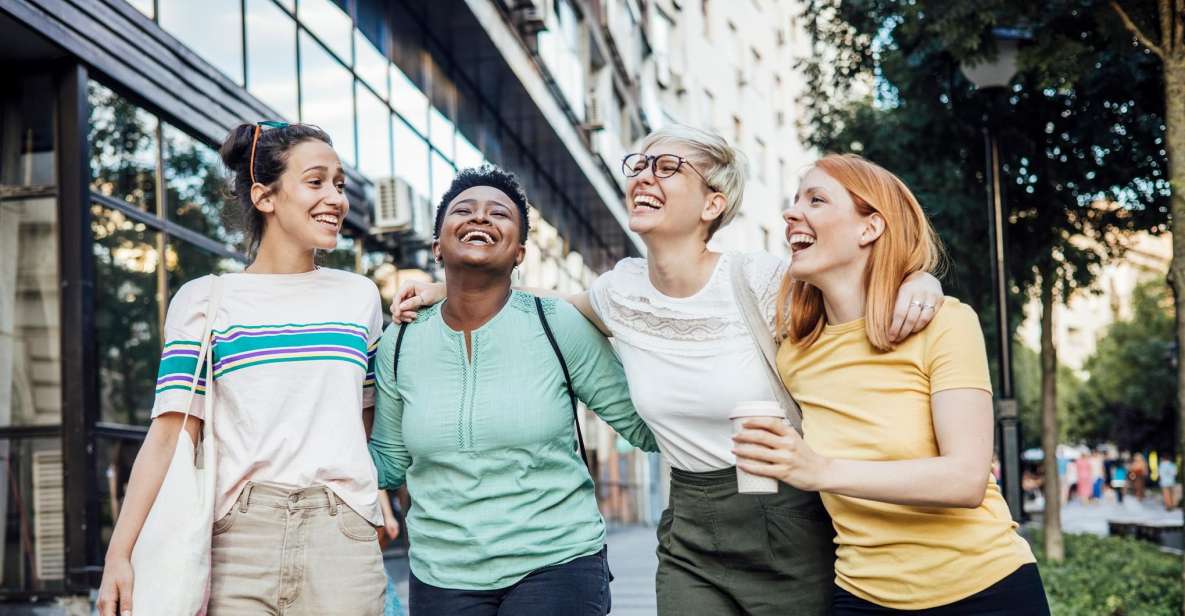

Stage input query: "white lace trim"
[{"left": 593, "top": 252, "right": 788, "bottom": 349}]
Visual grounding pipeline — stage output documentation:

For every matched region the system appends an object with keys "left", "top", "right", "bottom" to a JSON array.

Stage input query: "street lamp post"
[{"left": 960, "top": 27, "right": 1029, "bottom": 523}]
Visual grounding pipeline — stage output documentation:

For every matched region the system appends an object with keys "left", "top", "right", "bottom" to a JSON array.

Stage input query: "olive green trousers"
[{"left": 656, "top": 466, "right": 837, "bottom": 615}]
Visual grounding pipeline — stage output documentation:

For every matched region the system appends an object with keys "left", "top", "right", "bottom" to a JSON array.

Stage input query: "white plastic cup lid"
[{"left": 729, "top": 400, "right": 784, "bottom": 420}]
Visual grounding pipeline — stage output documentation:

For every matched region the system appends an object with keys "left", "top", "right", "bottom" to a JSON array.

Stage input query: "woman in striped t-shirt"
[{"left": 98, "top": 123, "right": 388, "bottom": 616}]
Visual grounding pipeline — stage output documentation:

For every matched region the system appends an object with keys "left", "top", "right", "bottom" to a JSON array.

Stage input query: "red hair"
[{"left": 775, "top": 154, "right": 944, "bottom": 351}]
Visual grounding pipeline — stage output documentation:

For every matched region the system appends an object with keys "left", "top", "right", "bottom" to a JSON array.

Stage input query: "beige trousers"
[{"left": 209, "top": 482, "right": 386, "bottom": 615}]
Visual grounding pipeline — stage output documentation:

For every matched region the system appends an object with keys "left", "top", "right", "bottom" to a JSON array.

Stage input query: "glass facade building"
[{"left": 0, "top": 0, "right": 651, "bottom": 604}]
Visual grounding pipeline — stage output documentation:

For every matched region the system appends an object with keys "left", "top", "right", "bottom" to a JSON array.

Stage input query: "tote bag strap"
[
  {"left": 727, "top": 255, "right": 803, "bottom": 433},
  {"left": 534, "top": 296, "right": 591, "bottom": 470},
  {"left": 177, "top": 275, "right": 225, "bottom": 448}
]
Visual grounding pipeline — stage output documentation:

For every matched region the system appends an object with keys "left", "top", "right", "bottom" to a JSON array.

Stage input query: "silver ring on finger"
[{"left": 921, "top": 303, "right": 936, "bottom": 311}]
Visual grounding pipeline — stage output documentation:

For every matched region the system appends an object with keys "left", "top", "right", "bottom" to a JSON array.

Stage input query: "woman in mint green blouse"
[{"left": 369, "top": 166, "right": 656, "bottom": 616}]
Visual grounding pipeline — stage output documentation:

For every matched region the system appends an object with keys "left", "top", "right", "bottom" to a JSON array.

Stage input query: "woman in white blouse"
[{"left": 394, "top": 125, "right": 944, "bottom": 615}]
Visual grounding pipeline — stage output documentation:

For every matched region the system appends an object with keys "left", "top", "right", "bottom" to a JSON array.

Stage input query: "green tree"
[
  {"left": 1014, "top": 342, "right": 1082, "bottom": 451},
  {"left": 799, "top": 0, "right": 1169, "bottom": 563},
  {"left": 1070, "top": 280, "right": 1176, "bottom": 452}
]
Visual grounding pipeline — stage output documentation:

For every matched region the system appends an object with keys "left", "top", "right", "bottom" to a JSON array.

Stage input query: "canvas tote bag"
[
  {"left": 130, "top": 275, "right": 224, "bottom": 615},
  {"left": 728, "top": 255, "right": 804, "bottom": 434}
]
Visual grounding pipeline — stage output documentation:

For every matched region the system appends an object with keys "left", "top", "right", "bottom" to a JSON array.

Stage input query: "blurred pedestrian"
[
  {"left": 1130, "top": 453, "right": 1149, "bottom": 500},
  {"left": 1159, "top": 457, "right": 1179, "bottom": 510},
  {"left": 1090, "top": 452, "right": 1105, "bottom": 502},
  {"left": 1110, "top": 455, "right": 1128, "bottom": 504},
  {"left": 1063, "top": 455, "right": 1078, "bottom": 505},
  {"left": 1075, "top": 454, "right": 1092, "bottom": 503}
]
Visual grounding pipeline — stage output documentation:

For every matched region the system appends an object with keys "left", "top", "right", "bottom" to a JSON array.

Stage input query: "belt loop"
[
  {"left": 325, "top": 486, "right": 338, "bottom": 517},
  {"left": 239, "top": 482, "right": 254, "bottom": 514}
]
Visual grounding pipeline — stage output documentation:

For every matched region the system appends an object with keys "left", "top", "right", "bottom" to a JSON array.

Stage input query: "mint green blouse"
[{"left": 369, "top": 291, "right": 657, "bottom": 590}]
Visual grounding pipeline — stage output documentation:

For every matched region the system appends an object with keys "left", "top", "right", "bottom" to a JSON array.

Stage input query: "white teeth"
[
  {"left": 789, "top": 233, "right": 816, "bottom": 251},
  {"left": 633, "top": 194, "right": 662, "bottom": 209},
  {"left": 313, "top": 214, "right": 339, "bottom": 226},
  {"left": 461, "top": 230, "right": 495, "bottom": 245}
]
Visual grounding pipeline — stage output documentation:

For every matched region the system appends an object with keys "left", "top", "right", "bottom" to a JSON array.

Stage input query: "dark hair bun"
[{"left": 219, "top": 123, "right": 257, "bottom": 170}]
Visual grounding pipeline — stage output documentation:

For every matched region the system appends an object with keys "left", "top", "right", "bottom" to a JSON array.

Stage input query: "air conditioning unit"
[
  {"left": 33, "top": 449, "right": 64, "bottom": 581},
  {"left": 373, "top": 177, "right": 414, "bottom": 231},
  {"left": 411, "top": 192, "right": 436, "bottom": 241},
  {"left": 582, "top": 94, "right": 606, "bottom": 133}
]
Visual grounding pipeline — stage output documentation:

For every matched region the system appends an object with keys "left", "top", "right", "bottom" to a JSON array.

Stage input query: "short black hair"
[
  {"left": 220, "top": 123, "right": 333, "bottom": 255},
  {"left": 433, "top": 165, "right": 530, "bottom": 245}
]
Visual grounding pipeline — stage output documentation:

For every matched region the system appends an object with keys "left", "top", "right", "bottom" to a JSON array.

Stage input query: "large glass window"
[
  {"left": 246, "top": 0, "right": 299, "bottom": 120},
  {"left": 299, "top": 0, "right": 353, "bottom": 65},
  {"left": 429, "top": 106, "right": 455, "bottom": 161},
  {"left": 393, "top": 116, "right": 430, "bottom": 201},
  {"left": 356, "top": 84, "right": 392, "bottom": 181},
  {"left": 355, "top": 30, "right": 389, "bottom": 101},
  {"left": 300, "top": 31, "right": 357, "bottom": 167},
  {"left": 158, "top": 0, "right": 244, "bottom": 85},
  {"left": 1, "top": 74, "right": 59, "bottom": 430},
  {"left": 538, "top": 0, "right": 585, "bottom": 118},
  {"left": 89, "top": 83, "right": 158, "bottom": 213},
  {"left": 455, "top": 133, "right": 484, "bottom": 170},
  {"left": 163, "top": 125, "right": 244, "bottom": 251},
  {"left": 431, "top": 151, "right": 455, "bottom": 206},
  {"left": 92, "top": 207, "right": 163, "bottom": 427},
  {"left": 391, "top": 64, "right": 428, "bottom": 137}
]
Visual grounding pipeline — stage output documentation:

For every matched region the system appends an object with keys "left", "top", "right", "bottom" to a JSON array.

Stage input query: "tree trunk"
[
  {"left": 1039, "top": 271, "right": 1064, "bottom": 562},
  {"left": 1163, "top": 57, "right": 1185, "bottom": 616}
]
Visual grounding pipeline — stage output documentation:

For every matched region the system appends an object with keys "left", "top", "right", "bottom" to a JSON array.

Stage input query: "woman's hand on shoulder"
[
  {"left": 390, "top": 280, "right": 446, "bottom": 323},
  {"left": 890, "top": 271, "right": 945, "bottom": 342}
]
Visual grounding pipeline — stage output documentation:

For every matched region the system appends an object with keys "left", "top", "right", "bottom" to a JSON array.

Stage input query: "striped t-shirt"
[{"left": 151, "top": 267, "right": 385, "bottom": 524}]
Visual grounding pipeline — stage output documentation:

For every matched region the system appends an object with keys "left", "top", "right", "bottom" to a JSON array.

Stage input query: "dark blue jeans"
[
  {"left": 409, "top": 548, "right": 611, "bottom": 616},
  {"left": 832, "top": 563, "right": 1050, "bottom": 615}
]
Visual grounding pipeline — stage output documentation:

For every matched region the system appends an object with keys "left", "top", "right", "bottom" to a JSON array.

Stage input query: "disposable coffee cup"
[{"left": 731, "top": 401, "right": 787, "bottom": 494}]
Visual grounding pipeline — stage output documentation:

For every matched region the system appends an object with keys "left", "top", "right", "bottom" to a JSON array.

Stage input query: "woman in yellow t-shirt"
[{"left": 731, "top": 154, "right": 1049, "bottom": 614}]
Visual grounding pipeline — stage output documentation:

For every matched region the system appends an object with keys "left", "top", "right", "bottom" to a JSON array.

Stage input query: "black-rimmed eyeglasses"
[{"left": 621, "top": 153, "right": 718, "bottom": 192}]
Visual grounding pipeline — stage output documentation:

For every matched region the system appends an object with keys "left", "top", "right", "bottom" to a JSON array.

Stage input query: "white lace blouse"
[{"left": 588, "top": 252, "right": 787, "bottom": 472}]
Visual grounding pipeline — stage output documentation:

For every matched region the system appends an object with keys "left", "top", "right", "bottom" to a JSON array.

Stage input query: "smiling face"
[
  {"left": 253, "top": 139, "right": 348, "bottom": 251},
  {"left": 784, "top": 166, "right": 884, "bottom": 285},
  {"left": 433, "top": 185, "right": 525, "bottom": 275},
  {"left": 626, "top": 142, "right": 725, "bottom": 241}
]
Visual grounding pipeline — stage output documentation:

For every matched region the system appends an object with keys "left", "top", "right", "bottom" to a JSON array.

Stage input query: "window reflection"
[
  {"left": 91, "top": 206, "right": 162, "bottom": 427},
  {"left": 300, "top": 31, "right": 357, "bottom": 166},
  {"left": 246, "top": 0, "right": 299, "bottom": 120},
  {"left": 89, "top": 83, "right": 158, "bottom": 213},
  {"left": 429, "top": 106, "right": 455, "bottom": 161},
  {"left": 299, "top": 0, "right": 353, "bottom": 64},
  {"left": 168, "top": 240, "right": 244, "bottom": 300},
  {"left": 391, "top": 64, "right": 428, "bottom": 136},
  {"left": 1, "top": 74, "right": 60, "bottom": 429},
  {"left": 163, "top": 125, "right": 245, "bottom": 251},
  {"left": 159, "top": 0, "right": 244, "bottom": 84},
  {"left": 0, "top": 437, "right": 66, "bottom": 592},
  {"left": 393, "top": 116, "right": 430, "bottom": 201},
  {"left": 355, "top": 30, "right": 388, "bottom": 100},
  {"left": 356, "top": 84, "right": 392, "bottom": 181},
  {"left": 97, "top": 436, "right": 142, "bottom": 560}
]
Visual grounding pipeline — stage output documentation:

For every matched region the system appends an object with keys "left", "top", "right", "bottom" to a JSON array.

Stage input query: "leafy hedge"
[{"left": 1032, "top": 531, "right": 1181, "bottom": 615}]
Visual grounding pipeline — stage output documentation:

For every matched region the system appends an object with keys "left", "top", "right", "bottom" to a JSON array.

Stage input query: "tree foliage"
[{"left": 1070, "top": 280, "right": 1177, "bottom": 453}]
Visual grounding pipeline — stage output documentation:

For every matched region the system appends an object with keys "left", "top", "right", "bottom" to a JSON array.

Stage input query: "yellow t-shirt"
[{"left": 776, "top": 298, "right": 1035, "bottom": 610}]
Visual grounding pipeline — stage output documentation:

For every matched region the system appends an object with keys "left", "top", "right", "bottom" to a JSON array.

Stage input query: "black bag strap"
[
  {"left": 392, "top": 322, "right": 408, "bottom": 382},
  {"left": 535, "top": 296, "right": 591, "bottom": 470}
]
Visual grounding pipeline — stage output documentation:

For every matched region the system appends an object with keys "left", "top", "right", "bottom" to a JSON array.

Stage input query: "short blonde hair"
[{"left": 638, "top": 124, "right": 748, "bottom": 240}]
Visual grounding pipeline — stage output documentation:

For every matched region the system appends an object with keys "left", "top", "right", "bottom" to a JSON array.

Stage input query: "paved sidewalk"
[
  {"left": 606, "top": 524, "right": 660, "bottom": 615},
  {"left": 1058, "top": 495, "right": 1182, "bottom": 536}
]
